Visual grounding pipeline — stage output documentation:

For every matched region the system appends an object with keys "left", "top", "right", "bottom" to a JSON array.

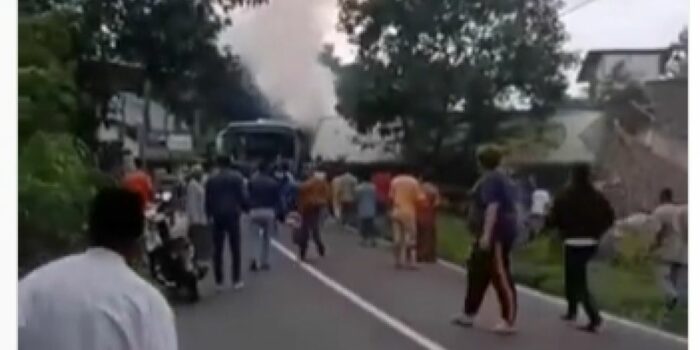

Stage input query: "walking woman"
[
  {"left": 453, "top": 145, "right": 519, "bottom": 333},
  {"left": 547, "top": 164, "right": 614, "bottom": 333}
]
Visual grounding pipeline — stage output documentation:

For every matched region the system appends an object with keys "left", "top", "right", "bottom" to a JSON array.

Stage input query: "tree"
[
  {"left": 18, "top": 11, "right": 113, "bottom": 273},
  {"left": 19, "top": 0, "right": 272, "bottom": 146},
  {"left": 19, "top": 11, "right": 79, "bottom": 144},
  {"left": 75, "top": 0, "right": 270, "bottom": 127},
  {"left": 18, "top": 0, "right": 272, "bottom": 273},
  {"left": 324, "top": 0, "right": 575, "bottom": 164}
]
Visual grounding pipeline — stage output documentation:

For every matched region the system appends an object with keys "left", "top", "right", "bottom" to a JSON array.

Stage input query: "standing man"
[
  {"left": 296, "top": 169, "right": 331, "bottom": 260},
  {"left": 547, "top": 164, "right": 613, "bottom": 333},
  {"left": 205, "top": 156, "right": 248, "bottom": 291},
  {"left": 186, "top": 164, "right": 211, "bottom": 273},
  {"left": 389, "top": 166, "right": 424, "bottom": 270},
  {"left": 247, "top": 161, "right": 282, "bottom": 271},
  {"left": 355, "top": 172, "right": 379, "bottom": 247},
  {"left": 453, "top": 145, "right": 519, "bottom": 334},
  {"left": 19, "top": 188, "right": 177, "bottom": 350},
  {"left": 336, "top": 168, "right": 359, "bottom": 229}
]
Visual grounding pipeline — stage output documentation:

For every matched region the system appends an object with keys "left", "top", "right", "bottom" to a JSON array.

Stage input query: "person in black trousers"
[
  {"left": 453, "top": 145, "right": 519, "bottom": 334},
  {"left": 547, "top": 164, "right": 615, "bottom": 333},
  {"left": 205, "top": 156, "right": 249, "bottom": 291}
]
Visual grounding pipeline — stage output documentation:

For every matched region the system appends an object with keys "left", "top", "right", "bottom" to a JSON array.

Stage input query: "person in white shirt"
[
  {"left": 616, "top": 188, "right": 687, "bottom": 309},
  {"left": 336, "top": 170, "right": 359, "bottom": 229},
  {"left": 529, "top": 185, "right": 551, "bottom": 236},
  {"left": 19, "top": 188, "right": 177, "bottom": 350},
  {"left": 187, "top": 164, "right": 211, "bottom": 269}
]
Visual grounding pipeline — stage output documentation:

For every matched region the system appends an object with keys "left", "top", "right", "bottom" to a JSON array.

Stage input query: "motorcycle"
[{"left": 144, "top": 190, "right": 206, "bottom": 303}]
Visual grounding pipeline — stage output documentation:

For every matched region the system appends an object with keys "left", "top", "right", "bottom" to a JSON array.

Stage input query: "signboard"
[{"left": 166, "top": 134, "right": 193, "bottom": 152}]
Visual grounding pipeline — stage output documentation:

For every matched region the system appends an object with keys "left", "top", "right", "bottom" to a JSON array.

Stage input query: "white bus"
[{"left": 214, "top": 120, "right": 311, "bottom": 175}]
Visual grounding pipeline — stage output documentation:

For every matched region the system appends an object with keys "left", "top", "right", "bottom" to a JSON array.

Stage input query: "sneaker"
[
  {"left": 452, "top": 314, "right": 475, "bottom": 327},
  {"left": 260, "top": 263, "right": 271, "bottom": 271},
  {"left": 492, "top": 321, "right": 517, "bottom": 335},
  {"left": 233, "top": 281, "right": 245, "bottom": 290}
]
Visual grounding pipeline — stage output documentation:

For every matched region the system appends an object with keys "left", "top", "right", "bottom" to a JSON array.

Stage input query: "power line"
[{"left": 561, "top": 0, "right": 601, "bottom": 17}]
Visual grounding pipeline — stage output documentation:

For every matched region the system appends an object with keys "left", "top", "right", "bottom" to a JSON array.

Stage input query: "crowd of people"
[{"left": 18, "top": 144, "right": 688, "bottom": 349}]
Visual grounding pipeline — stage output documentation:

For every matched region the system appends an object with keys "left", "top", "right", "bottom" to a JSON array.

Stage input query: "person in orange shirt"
[
  {"left": 389, "top": 167, "right": 425, "bottom": 269},
  {"left": 122, "top": 158, "right": 154, "bottom": 210},
  {"left": 296, "top": 169, "right": 331, "bottom": 260}
]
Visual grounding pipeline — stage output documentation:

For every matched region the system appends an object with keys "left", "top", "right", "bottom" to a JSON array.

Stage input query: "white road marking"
[
  {"left": 272, "top": 239, "right": 448, "bottom": 350},
  {"left": 436, "top": 259, "right": 687, "bottom": 346}
]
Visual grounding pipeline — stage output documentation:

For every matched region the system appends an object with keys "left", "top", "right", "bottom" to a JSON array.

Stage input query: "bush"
[{"left": 18, "top": 132, "right": 113, "bottom": 275}]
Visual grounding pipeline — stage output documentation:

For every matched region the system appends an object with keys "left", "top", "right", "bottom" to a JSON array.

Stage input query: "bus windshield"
[{"left": 221, "top": 129, "right": 296, "bottom": 161}]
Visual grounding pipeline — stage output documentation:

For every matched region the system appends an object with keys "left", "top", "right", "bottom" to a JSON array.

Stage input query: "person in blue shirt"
[
  {"left": 205, "top": 156, "right": 248, "bottom": 291},
  {"left": 355, "top": 172, "right": 379, "bottom": 247},
  {"left": 453, "top": 145, "right": 519, "bottom": 334},
  {"left": 247, "top": 161, "right": 283, "bottom": 271}
]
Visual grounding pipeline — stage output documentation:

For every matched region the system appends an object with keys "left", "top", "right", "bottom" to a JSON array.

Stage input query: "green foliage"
[
  {"left": 18, "top": 11, "right": 112, "bottom": 274},
  {"left": 74, "top": 0, "right": 272, "bottom": 130},
  {"left": 19, "top": 132, "right": 113, "bottom": 274},
  {"left": 436, "top": 214, "right": 473, "bottom": 263},
  {"left": 325, "top": 0, "right": 577, "bottom": 162},
  {"left": 18, "top": 12, "right": 79, "bottom": 143}
]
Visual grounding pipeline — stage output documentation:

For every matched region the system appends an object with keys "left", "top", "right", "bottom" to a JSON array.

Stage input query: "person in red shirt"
[
  {"left": 372, "top": 170, "right": 393, "bottom": 237},
  {"left": 372, "top": 170, "right": 392, "bottom": 213},
  {"left": 122, "top": 158, "right": 154, "bottom": 210}
]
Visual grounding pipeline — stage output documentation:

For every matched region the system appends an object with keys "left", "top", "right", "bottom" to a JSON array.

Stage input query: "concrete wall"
[
  {"left": 646, "top": 78, "right": 688, "bottom": 140},
  {"left": 597, "top": 129, "right": 687, "bottom": 216},
  {"left": 595, "top": 54, "right": 663, "bottom": 83}
]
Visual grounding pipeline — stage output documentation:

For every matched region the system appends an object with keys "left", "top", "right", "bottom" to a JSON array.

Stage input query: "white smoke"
[
  {"left": 220, "top": 0, "right": 341, "bottom": 128},
  {"left": 218, "top": 0, "right": 394, "bottom": 161}
]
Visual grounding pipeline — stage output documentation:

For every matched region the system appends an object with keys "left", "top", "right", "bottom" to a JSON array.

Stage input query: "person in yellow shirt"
[{"left": 389, "top": 167, "right": 425, "bottom": 269}]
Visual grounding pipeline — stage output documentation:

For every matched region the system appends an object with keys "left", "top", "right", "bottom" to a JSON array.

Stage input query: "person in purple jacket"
[{"left": 453, "top": 145, "right": 519, "bottom": 334}]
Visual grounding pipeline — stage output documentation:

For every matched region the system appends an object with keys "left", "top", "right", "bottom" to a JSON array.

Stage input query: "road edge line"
[
  {"left": 272, "top": 239, "right": 448, "bottom": 350},
  {"left": 436, "top": 259, "right": 687, "bottom": 345},
  {"left": 272, "top": 239, "right": 447, "bottom": 350}
]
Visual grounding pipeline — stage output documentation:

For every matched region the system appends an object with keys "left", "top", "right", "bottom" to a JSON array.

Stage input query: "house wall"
[
  {"left": 646, "top": 78, "right": 688, "bottom": 140},
  {"left": 597, "top": 130, "right": 687, "bottom": 216},
  {"left": 594, "top": 54, "right": 663, "bottom": 83}
]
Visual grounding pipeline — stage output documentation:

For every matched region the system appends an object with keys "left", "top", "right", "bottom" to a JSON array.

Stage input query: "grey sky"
[{"left": 220, "top": 0, "right": 688, "bottom": 159}]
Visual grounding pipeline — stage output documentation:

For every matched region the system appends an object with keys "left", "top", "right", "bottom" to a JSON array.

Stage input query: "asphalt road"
[{"left": 176, "top": 219, "right": 687, "bottom": 350}]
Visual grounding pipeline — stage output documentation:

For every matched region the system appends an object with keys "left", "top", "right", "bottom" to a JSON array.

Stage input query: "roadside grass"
[{"left": 436, "top": 213, "right": 687, "bottom": 336}]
